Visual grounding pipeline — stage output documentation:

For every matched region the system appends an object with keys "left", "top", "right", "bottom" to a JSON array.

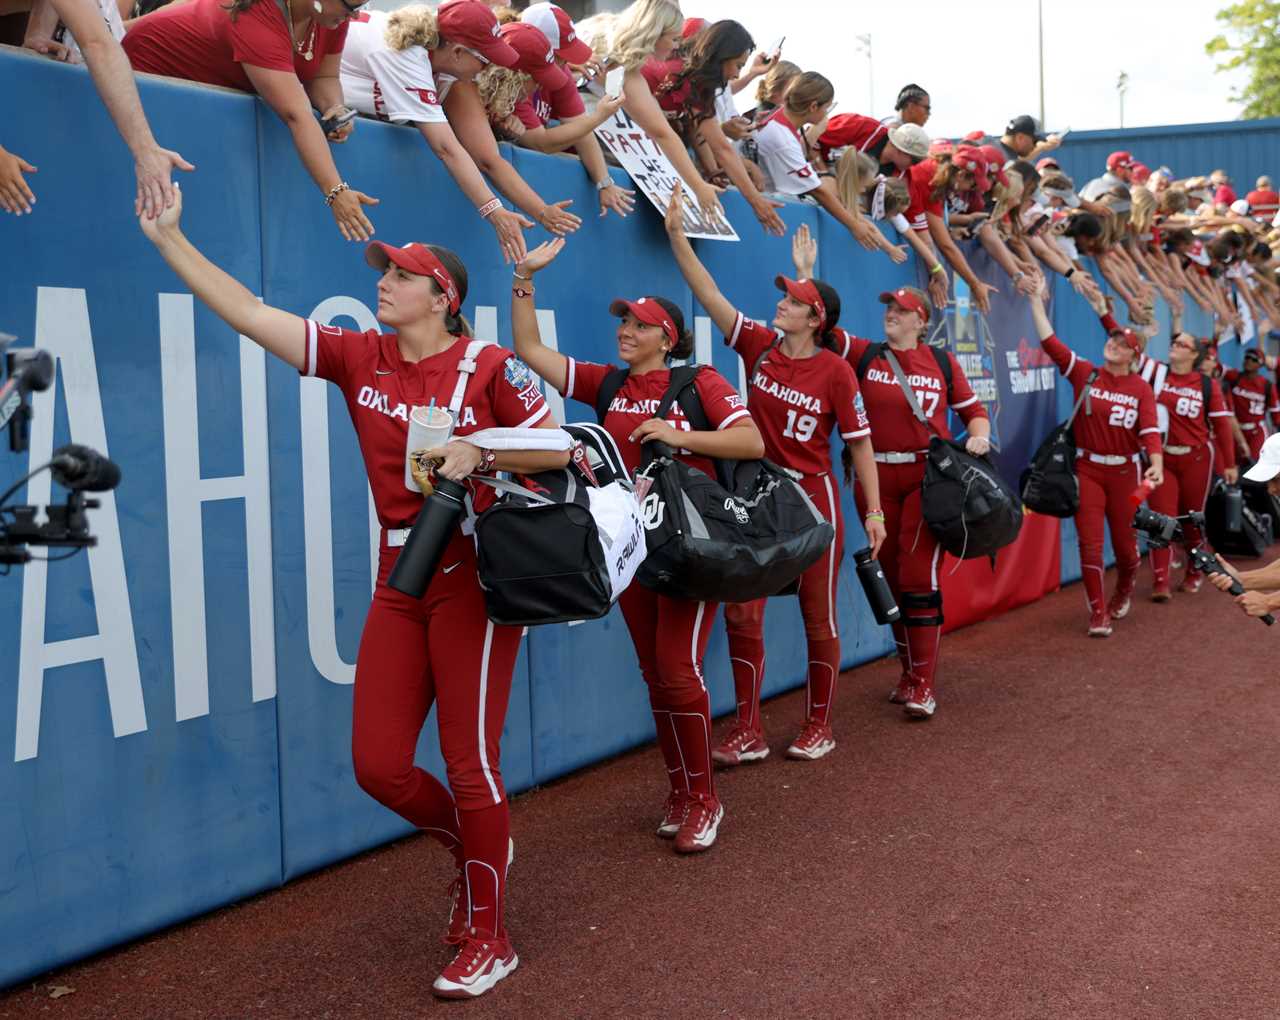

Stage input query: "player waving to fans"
[
  {"left": 664, "top": 196, "right": 885, "bottom": 762},
  {"left": 841, "top": 278, "right": 991, "bottom": 719},
  {"left": 139, "top": 185, "right": 571, "bottom": 1000},
  {"left": 1028, "top": 285, "right": 1162, "bottom": 636},
  {"left": 510, "top": 235, "right": 764, "bottom": 854}
]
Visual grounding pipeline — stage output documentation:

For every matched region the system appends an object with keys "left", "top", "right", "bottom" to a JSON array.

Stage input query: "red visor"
[
  {"left": 879, "top": 287, "right": 929, "bottom": 318},
  {"left": 1109, "top": 327, "right": 1142, "bottom": 354},
  {"left": 366, "top": 242, "right": 460, "bottom": 316},
  {"left": 609, "top": 297, "right": 678, "bottom": 345},
  {"left": 774, "top": 275, "right": 827, "bottom": 328}
]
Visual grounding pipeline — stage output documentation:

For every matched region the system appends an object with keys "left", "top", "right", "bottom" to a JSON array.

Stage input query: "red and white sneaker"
[
  {"left": 785, "top": 721, "right": 836, "bottom": 760},
  {"left": 888, "top": 674, "right": 913, "bottom": 704},
  {"left": 432, "top": 930, "right": 518, "bottom": 999},
  {"left": 656, "top": 791, "right": 688, "bottom": 839},
  {"left": 904, "top": 682, "right": 936, "bottom": 718},
  {"left": 674, "top": 797, "right": 723, "bottom": 854},
  {"left": 1087, "top": 611, "right": 1113, "bottom": 637},
  {"left": 1179, "top": 571, "right": 1203, "bottom": 594},
  {"left": 711, "top": 724, "right": 770, "bottom": 766},
  {"left": 1151, "top": 586, "right": 1172, "bottom": 603},
  {"left": 445, "top": 839, "right": 514, "bottom": 946},
  {"left": 1107, "top": 594, "right": 1132, "bottom": 620}
]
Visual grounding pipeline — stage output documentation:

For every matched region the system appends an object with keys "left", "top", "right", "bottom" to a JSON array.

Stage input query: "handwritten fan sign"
[{"left": 595, "top": 108, "right": 739, "bottom": 241}]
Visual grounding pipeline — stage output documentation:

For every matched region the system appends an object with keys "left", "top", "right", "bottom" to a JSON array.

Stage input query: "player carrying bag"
[
  {"left": 595, "top": 365, "right": 835, "bottom": 602},
  {"left": 1020, "top": 370, "right": 1099, "bottom": 517}
]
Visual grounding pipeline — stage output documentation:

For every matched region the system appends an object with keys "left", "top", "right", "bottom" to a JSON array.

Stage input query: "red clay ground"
[{"left": 4, "top": 566, "right": 1279, "bottom": 1020}]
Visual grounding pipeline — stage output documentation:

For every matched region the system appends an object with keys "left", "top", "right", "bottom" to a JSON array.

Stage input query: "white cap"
[
  {"left": 888, "top": 123, "right": 930, "bottom": 160},
  {"left": 1231, "top": 198, "right": 1251, "bottom": 215},
  {"left": 1244, "top": 433, "right": 1280, "bottom": 482}
]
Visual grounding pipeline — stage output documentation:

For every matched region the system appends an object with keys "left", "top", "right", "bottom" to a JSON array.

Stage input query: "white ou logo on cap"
[
  {"left": 491, "top": 23, "right": 499, "bottom": 35},
  {"left": 545, "top": 50, "right": 553, "bottom": 63},
  {"left": 567, "top": 31, "right": 576, "bottom": 41}
]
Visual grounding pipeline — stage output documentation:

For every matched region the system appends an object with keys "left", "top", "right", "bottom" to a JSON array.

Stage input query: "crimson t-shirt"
[
  {"left": 727, "top": 313, "right": 870, "bottom": 476},
  {"left": 1150, "top": 367, "right": 1235, "bottom": 467},
  {"left": 904, "top": 159, "right": 944, "bottom": 232},
  {"left": 513, "top": 78, "right": 587, "bottom": 129},
  {"left": 842, "top": 336, "right": 988, "bottom": 452},
  {"left": 301, "top": 323, "right": 550, "bottom": 528},
  {"left": 124, "top": 0, "right": 348, "bottom": 90},
  {"left": 561, "top": 359, "right": 751, "bottom": 477},
  {"left": 815, "top": 113, "right": 899, "bottom": 176}
]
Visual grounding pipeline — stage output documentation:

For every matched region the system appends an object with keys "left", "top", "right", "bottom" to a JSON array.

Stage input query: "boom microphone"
[
  {"left": 50, "top": 444, "right": 122, "bottom": 492},
  {"left": 0, "top": 350, "right": 54, "bottom": 432}
]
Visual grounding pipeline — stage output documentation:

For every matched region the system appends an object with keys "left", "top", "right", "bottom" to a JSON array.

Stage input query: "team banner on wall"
[{"left": 595, "top": 108, "right": 739, "bottom": 241}]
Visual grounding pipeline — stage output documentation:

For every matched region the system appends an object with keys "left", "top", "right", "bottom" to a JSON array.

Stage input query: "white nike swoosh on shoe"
[{"left": 442, "top": 562, "right": 462, "bottom": 574}]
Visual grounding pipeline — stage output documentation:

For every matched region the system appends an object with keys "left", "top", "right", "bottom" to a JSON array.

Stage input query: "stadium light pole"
[
  {"left": 1117, "top": 70, "right": 1129, "bottom": 128},
  {"left": 1038, "top": 0, "right": 1045, "bottom": 126},
  {"left": 856, "top": 33, "right": 873, "bottom": 114}
]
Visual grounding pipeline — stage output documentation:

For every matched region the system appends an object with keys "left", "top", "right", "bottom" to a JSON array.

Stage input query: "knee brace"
[{"left": 901, "top": 590, "right": 943, "bottom": 627}]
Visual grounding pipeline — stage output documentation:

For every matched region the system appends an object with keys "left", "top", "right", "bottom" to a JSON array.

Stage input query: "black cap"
[{"left": 1005, "top": 114, "right": 1046, "bottom": 141}]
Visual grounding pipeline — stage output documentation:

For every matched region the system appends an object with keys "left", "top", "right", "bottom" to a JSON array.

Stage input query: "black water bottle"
[
  {"left": 387, "top": 477, "right": 467, "bottom": 598},
  {"left": 852, "top": 547, "right": 900, "bottom": 625},
  {"left": 1222, "top": 482, "right": 1244, "bottom": 534}
]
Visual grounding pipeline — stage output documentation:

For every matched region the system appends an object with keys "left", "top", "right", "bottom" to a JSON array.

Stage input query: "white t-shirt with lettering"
[
  {"left": 340, "top": 11, "right": 452, "bottom": 125},
  {"left": 755, "top": 110, "right": 819, "bottom": 197}
]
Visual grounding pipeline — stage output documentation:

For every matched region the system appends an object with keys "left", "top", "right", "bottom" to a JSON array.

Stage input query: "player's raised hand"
[
  {"left": 516, "top": 237, "right": 566, "bottom": 277},
  {"left": 664, "top": 180, "right": 688, "bottom": 238},
  {"left": 792, "top": 222, "right": 817, "bottom": 278},
  {"left": 138, "top": 178, "right": 185, "bottom": 240}
]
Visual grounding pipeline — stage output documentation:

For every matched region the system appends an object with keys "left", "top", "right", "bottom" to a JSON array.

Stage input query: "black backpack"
[
  {"left": 599, "top": 365, "right": 835, "bottom": 602},
  {"left": 1019, "top": 370, "right": 1097, "bottom": 518}
]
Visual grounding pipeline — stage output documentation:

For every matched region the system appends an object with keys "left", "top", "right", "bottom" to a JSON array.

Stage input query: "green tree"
[{"left": 1206, "top": 1, "right": 1280, "bottom": 118}]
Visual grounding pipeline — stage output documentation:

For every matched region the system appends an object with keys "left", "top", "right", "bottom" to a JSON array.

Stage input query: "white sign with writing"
[{"left": 595, "top": 108, "right": 739, "bottom": 242}]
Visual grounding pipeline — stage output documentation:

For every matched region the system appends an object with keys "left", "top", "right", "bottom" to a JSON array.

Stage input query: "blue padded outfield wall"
[{"left": 0, "top": 46, "right": 1256, "bottom": 984}]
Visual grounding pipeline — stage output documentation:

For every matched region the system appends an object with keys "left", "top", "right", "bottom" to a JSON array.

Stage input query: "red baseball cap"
[
  {"left": 1106, "top": 150, "right": 1134, "bottom": 172},
  {"left": 1108, "top": 326, "right": 1142, "bottom": 354},
  {"left": 1131, "top": 161, "right": 1152, "bottom": 183},
  {"left": 520, "top": 1, "right": 594, "bottom": 65},
  {"left": 774, "top": 276, "right": 827, "bottom": 327},
  {"left": 1035, "top": 156, "right": 1061, "bottom": 172},
  {"left": 437, "top": 0, "right": 520, "bottom": 68},
  {"left": 681, "top": 16, "right": 708, "bottom": 38},
  {"left": 500, "top": 22, "right": 572, "bottom": 91},
  {"left": 366, "top": 242, "right": 460, "bottom": 315},
  {"left": 879, "top": 287, "right": 929, "bottom": 318},
  {"left": 609, "top": 296, "right": 678, "bottom": 345},
  {"left": 977, "top": 144, "right": 1010, "bottom": 188},
  {"left": 963, "top": 129, "right": 985, "bottom": 142},
  {"left": 952, "top": 145, "right": 990, "bottom": 193},
  {"left": 928, "top": 138, "right": 954, "bottom": 158}
]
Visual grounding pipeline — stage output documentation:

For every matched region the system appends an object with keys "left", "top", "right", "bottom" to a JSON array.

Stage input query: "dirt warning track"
[{"left": 4, "top": 564, "right": 1279, "bottom": 1020}]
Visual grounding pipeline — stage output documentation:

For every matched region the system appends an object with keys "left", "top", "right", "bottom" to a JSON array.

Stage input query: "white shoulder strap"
[{"left": 448, "top": 339, "right": 494, "bottom": 418}]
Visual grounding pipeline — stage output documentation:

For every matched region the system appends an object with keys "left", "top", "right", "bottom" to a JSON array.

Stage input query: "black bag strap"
[
  {"left": 882, "top": 347, "right": 941, "bottom": 438},
  {"left": 1201, "top": 374, "right": 1214, "bottom": 426},
  {"left": 856, "top": 341, "right": 953, "bottom": 401},
  {"left": 594, "top": 367, "right": 630, "bottom": 425},
  {"left": 749, "top": 340, "right": 778, "bottom": 385},
  {"left": 1067, "top": 369, "right": 1098, "bottom": 426},
  {"left": 643, "top": 365, "right": 733, "bottom": 488}
]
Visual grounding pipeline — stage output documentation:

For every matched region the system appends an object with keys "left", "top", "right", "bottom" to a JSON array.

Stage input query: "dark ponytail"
[
  {"left": 426, "top": 244, "right": 472, "bottom": 336},
  {"left": 646, "top": 295, "right": 694, "bottom": 361},
  {"left": 812, "top": 279, "right": 841, "bottom": 352}
]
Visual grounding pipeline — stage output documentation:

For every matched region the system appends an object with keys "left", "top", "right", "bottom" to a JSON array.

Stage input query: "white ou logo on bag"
[
  {"left": 642, "top": 492, "right": 665, "bottom": 530},
  {"left": 723, "top": 497, "right": 749, "bottom": 525}
]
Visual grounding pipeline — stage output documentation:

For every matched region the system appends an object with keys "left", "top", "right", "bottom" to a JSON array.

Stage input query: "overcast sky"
[{"left": 688, "top": 0, "right": 1248, "bottom": 136}]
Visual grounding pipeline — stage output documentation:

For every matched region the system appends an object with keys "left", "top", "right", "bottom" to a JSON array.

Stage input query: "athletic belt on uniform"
[
  {"left": 385, "top": 527, "right": 411, "bottom": 548},
  {"left": 1241, "top": 422, "right": 1259, "bottom": 431},
  {"left": 1076, "top": 450, "right": 1136, "bottom": 466},
  {"left": 1164, "top": 445, "right": 1194, "bottom": 456},
  {"left": 874, "top": 450, "right": 927, "bottom": 464}
]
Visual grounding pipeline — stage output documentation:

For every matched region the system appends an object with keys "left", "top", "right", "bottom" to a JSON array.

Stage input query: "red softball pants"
[
  {"left": 724, "top": 472, "right": 844, "bottom": 732},
  {"left": 352, "top": 530, "right": 518, "bottom": 939},
  {"left": 1075, "top": 457, "right": 1143, "bottom": 616}
]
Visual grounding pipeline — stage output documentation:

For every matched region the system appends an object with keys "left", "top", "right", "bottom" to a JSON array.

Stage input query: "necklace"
[{"left": 284, "top": 0, "right": 316, "bottom": 61}]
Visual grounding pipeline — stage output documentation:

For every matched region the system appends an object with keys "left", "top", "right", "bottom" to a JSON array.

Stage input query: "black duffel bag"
[
  {"left": 1205, "top": 477, "right": 1273, "bottom": 558},
  {"left": 922, "top": 436, "right": 1023, "bottom": 559},
  {"left": 609, "top": 366, "right": 834, "bottom": 603},
  {"left": 1020, "top": 369, "right": 1097, "bottom": 518}
]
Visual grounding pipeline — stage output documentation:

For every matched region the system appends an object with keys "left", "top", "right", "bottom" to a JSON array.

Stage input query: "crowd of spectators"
[{"left": 6, "top": 0, "right": 1280, "bottom": 370}]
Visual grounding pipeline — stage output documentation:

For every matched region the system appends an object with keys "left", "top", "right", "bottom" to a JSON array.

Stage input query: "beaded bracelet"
[
  {"left": 324, "top": 182, "right": 349, "bottom": 207},
  {"left": 478, "top": 198, "right": 502, "bottom": 219}
]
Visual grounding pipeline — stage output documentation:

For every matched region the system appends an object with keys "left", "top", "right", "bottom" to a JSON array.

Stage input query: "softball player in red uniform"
[
  {"left": 1129, "top": 319, "right": 1237, "bottom": 597},
  {"left": 1029, "top": 289, "right": 1163, "bottom": 635},
  {"left": 1223, "top": 348, "right": 1280, "bottom": 462},
  {"left": 510, "top": 237, "right": 765, "bottom": 854},
  {"left": 664, "top": 209, "right": 886, "bottom": 761},
  {"left": 840, "top": 287, "right": 991, "bottom": 718},
  {"left": 140, "top": 186, "right": 571, "bottom": 1000}
]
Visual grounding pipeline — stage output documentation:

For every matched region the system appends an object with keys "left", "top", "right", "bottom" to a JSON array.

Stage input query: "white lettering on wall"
[
  {"left": 158, "top": 294, "right": 276, "bottom": 720},
  {"left": 15, "top": 288, "right": 145, "bottom": 761},
  {"left": 302, "top": 297, "right": 380, "bottom": 685}
]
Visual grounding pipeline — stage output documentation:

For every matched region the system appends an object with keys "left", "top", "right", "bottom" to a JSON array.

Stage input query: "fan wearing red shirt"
[
  {"left": 1133, "top": 323, "right": 1238, "bottom": 597},
  {"left": 140, "top": 191, "right": 573, "bottom": 998},
  {"left": 124, "top": 0, "right": 385, "bottom": 242},
  {"left": 1224, "top": 348, "right": 1280, "bottom": 460},
  {"left": 1029, "top": 290, "right": 1162, "bottom": 636},
  {"left": 903, "top": 147, "right": 997, "bottom": 313},
  {"left": 666, "top": 212, "right": 885, "bottom": 762},
  {"left": 845, "top": 289, "right": 991, "bottom": 718},
  {"left": 510, "top": 238, "right": 764, "bottom": 855},
  {"left": 1246, "top": 176, "right": 1280, "bottom": 223},
  {"left": 815, "top": 112, "right": 918, "bottom": 180}
]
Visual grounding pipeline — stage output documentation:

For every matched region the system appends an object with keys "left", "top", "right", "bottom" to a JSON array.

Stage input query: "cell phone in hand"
[
  {"left": 763, "top": 36, "right": 785, "bottom": 62},
  {"left": 321, "top": 107, "right": 357, "bottom": 135},
  {"left": 605, "top": 67, "right": 625, "bottom": 100}
]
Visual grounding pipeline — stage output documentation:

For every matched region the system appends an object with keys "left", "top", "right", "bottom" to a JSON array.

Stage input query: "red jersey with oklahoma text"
[
  {"left": 1039, "top": 334, "right": 1161, "bottom": 458},
  {"left": 561, "top": 359, "right": 751, "bottom": 476},
  {"left": 1224, "top": 369, "right": 1280, "bottom": 429},
  {"left": 842, "top": 336, "right": 988, "bottom": 451},
  {"left": 302, "top": 322, "right": 550, "bottom": 528},
  {"left": 727, "top": 313, "right": 870, "bottom": 475},
  {"left": 1150, "top": 366, "right": 1235, "bottom": 467}
]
